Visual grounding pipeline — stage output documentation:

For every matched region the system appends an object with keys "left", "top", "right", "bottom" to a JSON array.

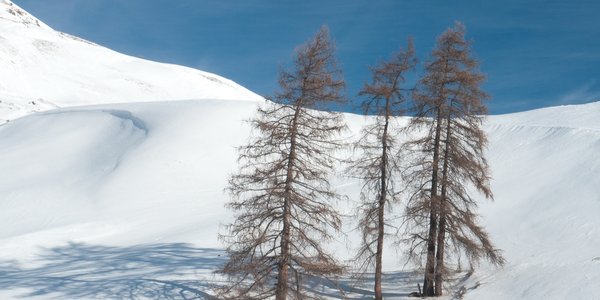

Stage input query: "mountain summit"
[{"left": 0, "top": 0, "right": 262, "bottom": 121}]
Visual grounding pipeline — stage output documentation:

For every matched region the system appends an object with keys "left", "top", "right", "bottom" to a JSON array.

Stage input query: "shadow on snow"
[
  {"left": 0, "top": 243, "right": 224, "bottom": 299},
  {"left": 0, "top": 242, "right": 424, "bottom": 299}
]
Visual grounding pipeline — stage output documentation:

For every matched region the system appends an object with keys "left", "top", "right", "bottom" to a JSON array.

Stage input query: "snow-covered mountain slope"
[
  {"left": 466, "top": 102, "right": 600, "bottom": 300},
  {"left": 0, "top": 0, "right": 262, "bottom": 121},
  {"left": 1, "top": 1, "right": 599, "bottom": 299},
  {"left": 0, "top": 99, "right": 598, "bottom": 299}
]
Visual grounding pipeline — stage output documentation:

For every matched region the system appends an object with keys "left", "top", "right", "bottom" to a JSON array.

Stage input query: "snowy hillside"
[
  {"left": 468, "top": 103, "right": 600, "bottom": 300},
  {"left": 1, "top": 1, "right": 599, "bottom": 299},
  {"left": 0, "top": 0, "right": 261, "bottom": 121},
  {"left": 0, "top": 99, "right": 599, "bottom": 299}
]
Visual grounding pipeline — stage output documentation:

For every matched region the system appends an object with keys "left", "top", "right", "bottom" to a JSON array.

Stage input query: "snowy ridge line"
[
  {"left": 33, "top": 107, "right": 149, "bottom": 132},
  {"left": 104, "top": 109, "right": 148, "bottom": 135},
  {"left": 58, "top": 32, "right": 100, "bottom": 47},
  {"left": 0, "top": 0, "right": 263, "bottom": 121},
  {"left": 486, "top": 122, "right": 600, "bottom": 134},
  {"left": 0, "top": 0, "right": 49, "bottom": 30}
]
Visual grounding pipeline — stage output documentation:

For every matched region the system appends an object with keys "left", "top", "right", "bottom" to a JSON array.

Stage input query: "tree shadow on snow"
[
  {"left": 0, "top": 242, "right": 225, "bottom": 299},
  {"left": 0, "top": 242, "right": 423, "bottom": 299},
  {"left": 307, "top": 271, "right": 421, "bottom": 299}
]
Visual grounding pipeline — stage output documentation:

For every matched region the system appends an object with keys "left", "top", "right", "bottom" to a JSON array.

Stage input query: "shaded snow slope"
[
  {"left": 0, "top": 100, "right": 599, "bottom": 299},
  {"left": 0, "top": 0, "right": 262, "bottom": 121}
]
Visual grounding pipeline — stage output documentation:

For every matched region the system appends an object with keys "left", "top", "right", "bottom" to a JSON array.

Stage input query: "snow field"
[
  {"left": 1, "top": 0, "right": 599, "bottom": 298},
  {"left": 0, "top": 100, "right": 599, "bottom": 299}
]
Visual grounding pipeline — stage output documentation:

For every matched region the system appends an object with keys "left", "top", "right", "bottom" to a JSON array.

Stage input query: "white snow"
[
  {"left": 0, "top": 0, "right": 262, "bottom": 122},
  {"left": 1, "top": 1, "right": 599, "bottom": 299},
  {"left": 0, "top": 99, "right": 598, "bottom": 299},
  {"left": 0, "top": 100, "right": 256, "bottom": 299},
  {"left": 465, "top": 102, "right": 600, "bottom": 300}
]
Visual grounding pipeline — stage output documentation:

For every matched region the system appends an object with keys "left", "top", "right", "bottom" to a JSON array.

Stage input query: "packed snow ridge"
[
  {"left": 1, "top": 1, "right": 600, "bottom": 299},
  {"left": 0, "top": 0, "right": 262, "bottom": 122}
]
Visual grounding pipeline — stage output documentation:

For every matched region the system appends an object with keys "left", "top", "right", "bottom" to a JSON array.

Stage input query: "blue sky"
[{"left": 13, "top": 0, "right": 600, "bottom": 114}]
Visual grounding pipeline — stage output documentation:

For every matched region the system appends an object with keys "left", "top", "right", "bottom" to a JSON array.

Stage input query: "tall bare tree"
[
  {"left": 403, "top": 23, "right": 504, "bottom": 297},
  {"left": 348, "top": 39, "right": 416, "bottom": 300},
  {"left": 219, "top": 26, "right": 347, "bottom": 300}
]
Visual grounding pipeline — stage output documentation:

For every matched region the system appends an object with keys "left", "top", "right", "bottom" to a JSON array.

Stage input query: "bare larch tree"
[
  {"left": 348, "top": 39, "right": 416, "bottom": 300},
  {"left": 219, "top": 26, "right": 347, "bottom": 300},
  {"left": 403, "top": 23, "right": 504, "bottom": 297}
]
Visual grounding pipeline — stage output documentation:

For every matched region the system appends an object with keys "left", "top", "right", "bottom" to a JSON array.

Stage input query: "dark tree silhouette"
[
  {"left": 348, "top": 39, "right": 416, "bottom": 300},
  {"left": 219, "top": 26, "right": 347, "bottom": 300},
  {"left": 402, "top": 23, "right": 504, "bottom": 297}
]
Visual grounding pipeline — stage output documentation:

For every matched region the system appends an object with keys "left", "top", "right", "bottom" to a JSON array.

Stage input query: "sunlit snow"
[{"left": 0, "top": 0, "right": 599, "bottom": 299}]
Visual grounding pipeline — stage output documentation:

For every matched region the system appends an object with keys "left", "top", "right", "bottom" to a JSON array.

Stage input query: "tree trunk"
[
  {"left": 434, "top": 170, "right": 448, "bottom": 295},
  {"left": 434, "top": 110, "right": 452, "bottom": 296},
  {"left": 374, "top": 97, "right": 391, "bottom": 300},
  {"left": 374, "top": 164, "right": 385, "bottom": 300},
  {"left": 276, "top": 185, "right": 291, "bottom": 300},
  {"left": 423, "top": 111, "right": 443, "bottom": 297},
  {"left": 276, "top": 104, "right": 302, "bottom": 300},
  {"left": 434, "top": 212, "right": 446, "bottom": 296}
]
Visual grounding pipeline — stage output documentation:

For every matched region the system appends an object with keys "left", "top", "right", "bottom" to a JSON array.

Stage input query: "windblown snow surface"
[{"left": 1, "top": 0, "right": 600, "bottom": 299}]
